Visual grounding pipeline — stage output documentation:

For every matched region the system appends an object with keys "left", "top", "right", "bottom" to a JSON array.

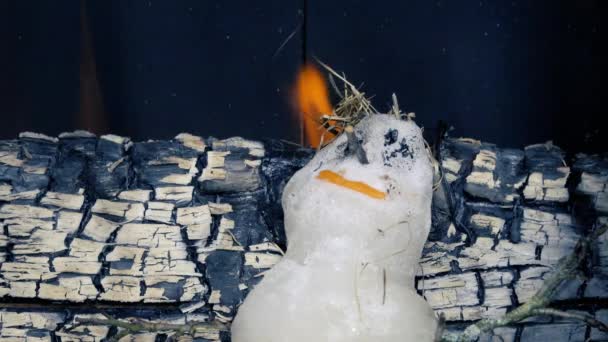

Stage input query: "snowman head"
[{"left": 282, "top": 114, "right": 434, "bottom": 260}]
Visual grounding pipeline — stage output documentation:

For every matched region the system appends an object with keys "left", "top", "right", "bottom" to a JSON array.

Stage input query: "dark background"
[{"left": 0, "top": 1, "right": 605, "bottom": 152}]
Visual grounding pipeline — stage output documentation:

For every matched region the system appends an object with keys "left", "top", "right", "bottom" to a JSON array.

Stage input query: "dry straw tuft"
[
  {"left": 315, "top": 60, "right": 416, "bottom": 149},
  {"left": 315, "top": 59, "right": 377, "bottom": 148},
  {"left": 316, "top": 61, "right": 440, "bottom": 187}
]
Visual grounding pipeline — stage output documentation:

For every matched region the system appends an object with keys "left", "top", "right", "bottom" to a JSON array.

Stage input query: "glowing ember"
[{"left": 293, "top": 63, "right": 333, "bottom": 148}]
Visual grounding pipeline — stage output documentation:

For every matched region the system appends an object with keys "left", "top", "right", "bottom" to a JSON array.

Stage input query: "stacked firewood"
[{"left": 0, "top": 131, "right": 606, "bottom": 341}]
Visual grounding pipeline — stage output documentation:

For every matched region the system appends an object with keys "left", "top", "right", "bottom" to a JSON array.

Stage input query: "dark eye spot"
[
  {"left": 384, "top": 129, "right": 399, "bottom": 146},
  {"left": 398, "top": 138, "right": 414, "bottom": 159}
]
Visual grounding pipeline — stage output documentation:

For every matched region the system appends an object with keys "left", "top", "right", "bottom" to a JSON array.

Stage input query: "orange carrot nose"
[{"left": 317, "top": 170, "right": 386, "bottom": 200}]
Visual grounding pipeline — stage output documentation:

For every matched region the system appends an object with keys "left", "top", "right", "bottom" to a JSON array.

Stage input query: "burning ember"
[{"left": 292, "top": 63, "right": 333, "bottom": 148}]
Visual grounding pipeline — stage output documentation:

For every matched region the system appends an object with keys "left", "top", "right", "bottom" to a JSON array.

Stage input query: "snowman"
[{"left": 232, "top": 114, "right": 438, "bottom": 342}]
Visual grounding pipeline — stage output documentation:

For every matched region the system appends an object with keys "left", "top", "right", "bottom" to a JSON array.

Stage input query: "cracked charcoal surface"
[{"left": 1, "top": 132, "right": 607, "bottom": 341}]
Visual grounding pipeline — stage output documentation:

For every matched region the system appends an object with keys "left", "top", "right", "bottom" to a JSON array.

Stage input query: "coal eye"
[{"left": 384, "top": 129, "right": 399, "bottom": 146}]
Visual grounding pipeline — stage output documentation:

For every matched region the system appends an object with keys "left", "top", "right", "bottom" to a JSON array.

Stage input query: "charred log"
[{"left": 0, "top": 131, "right": 607, "bottom": 341}]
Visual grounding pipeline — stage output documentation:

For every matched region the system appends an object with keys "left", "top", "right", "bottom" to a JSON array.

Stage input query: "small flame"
[{"left": 293, "top": 63, "right": 333, "bottom": 148}]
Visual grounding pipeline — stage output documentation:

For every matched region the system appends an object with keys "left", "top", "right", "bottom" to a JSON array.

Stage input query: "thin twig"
[
  {"left": 321, "top": 115, "right": 352, "bottom": 122},
  {"left": 328, "top": 73, "right": 344, "bottom": 99},
  {"left": 442, "top": 224, "right": 608, "bottom": 342},
  {"left": 355, "top": 262, "right": 363, "bottom": 322},
  {"left": 434, "top": 313, "right": 447, "bottom": 342},
  {"left": 272, "top": 22, "right": 301, "bottom": 59},
  {"left": 107, "top": 157, "right": 125, "bottom": 173},
  {"left": 390, "top": 93, "right": 401, "bottom": 118},
  {"left": 377, "top": 220, "right": 409, "bottom": 235},
  {"left": 382, "top": 268, "right": 387, "bottom": 305},
  {"left": 531, "top": 308, "right": 608, "bottom": 332},
  {"left": 74, "top": 316, "right": 228, "bottom": 342},
  {"left": 279, "top": 139, "right": 304, "bottom": 148},
  {"left": 21, "top": 146, "right": 33, "bottom": 159},
  {"left": 226, "top": 230, "right": 243, "bottom": 247}
]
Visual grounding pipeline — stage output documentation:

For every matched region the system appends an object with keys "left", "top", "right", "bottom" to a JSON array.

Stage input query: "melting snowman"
[{"left": 232, "top": 114, "right": 438, "bottom": 341}]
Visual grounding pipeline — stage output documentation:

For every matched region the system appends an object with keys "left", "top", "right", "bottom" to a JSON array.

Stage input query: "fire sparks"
[{"left": 293, "top": 63, "right": 333, "bottom": 148}]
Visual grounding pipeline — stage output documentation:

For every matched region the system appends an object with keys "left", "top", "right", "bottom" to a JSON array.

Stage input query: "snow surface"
[{"left": 232, "top": 114, "right": 437, "bottom": 341}]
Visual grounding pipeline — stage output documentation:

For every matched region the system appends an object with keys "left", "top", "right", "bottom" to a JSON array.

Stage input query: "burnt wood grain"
[{"left": 1, "top": 131, "right": 606, "bottom": 341}]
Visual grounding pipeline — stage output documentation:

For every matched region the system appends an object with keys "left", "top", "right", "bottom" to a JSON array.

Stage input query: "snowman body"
[{"left": 232, "top": 115, "right": 438, "bottom": 342}]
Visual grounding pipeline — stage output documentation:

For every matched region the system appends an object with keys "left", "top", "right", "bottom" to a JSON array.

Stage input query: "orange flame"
[{"left": 293, "top": 63, "right": 333, "bottom": 148}]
